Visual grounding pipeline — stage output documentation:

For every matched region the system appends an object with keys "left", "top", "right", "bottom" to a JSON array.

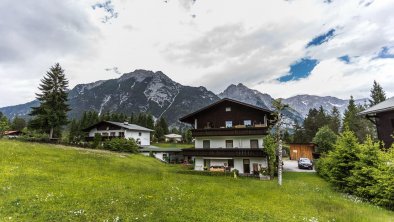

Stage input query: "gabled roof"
[
  {"left": 359, "top": 97, "right": 394, "bottom": 116},
  {"left": 179, "top": 98, "right": 273, "bottom": 122},
  {"left": 83, "top": 121, "right": 153, "bottom": 132},
  {"left": 3, "top": 130, "right": 21, "bottom": 135}
]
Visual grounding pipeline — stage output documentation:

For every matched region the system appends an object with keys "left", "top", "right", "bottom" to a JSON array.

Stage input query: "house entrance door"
[{"left": 243, "top": 159, "right": 250, "bottom": 174}]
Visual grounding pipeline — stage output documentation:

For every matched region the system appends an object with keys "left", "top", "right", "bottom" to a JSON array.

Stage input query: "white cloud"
[{"left": 0, "top": 0, "right": 393, "bottom": 107}]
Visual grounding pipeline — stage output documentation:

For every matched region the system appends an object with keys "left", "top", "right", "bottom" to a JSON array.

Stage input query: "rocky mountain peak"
[{"left": 119, "top": 69, "right": 174, "bottom": 83}]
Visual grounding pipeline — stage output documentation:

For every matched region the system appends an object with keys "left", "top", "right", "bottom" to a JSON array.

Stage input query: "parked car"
[
  {"left": 298, "top": 158, "right": 313, "bottom": 170},
  {"left": 209, "top": 166, "right": 225, "bottom": 172}
]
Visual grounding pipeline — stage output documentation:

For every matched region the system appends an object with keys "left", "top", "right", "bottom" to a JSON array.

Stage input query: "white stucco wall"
[
  {"left": 194, "top": 157, "right": 204, "bottom": 171},
  {"left": 88, "top": 128, "right": 126, "bottom": 137},
  {"left": 141, "top": 152, "right": 168, "bottom": 161},
  {"left": 194, "top": 157, "right": 267, "bottom": 174},
  {"left": 194, "top": 136, "right": 264, "bottom": 149},
  {"left": 88, "top": 128, "right": 151, "bottom": 146},
  {"left": 234, "top": 157, "right": 267, "bottom": 174},
  {"left": 125, "top": 130, "right": 151, "bottom": 146}
]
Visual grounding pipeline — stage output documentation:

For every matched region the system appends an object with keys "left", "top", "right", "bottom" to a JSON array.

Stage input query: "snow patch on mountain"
[{"left": 98, "top": 95, "right": 111, "bottom": 115}]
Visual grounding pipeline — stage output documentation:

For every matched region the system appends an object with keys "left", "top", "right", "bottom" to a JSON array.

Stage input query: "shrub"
[
  {"left": 92, "top": 134, "right": 102, "bottom": 148},
  {"left": 313, "top": 125, "right": 338, "bottom": 153},
  {"left": 315, "top": 153, "right": 333, "bottom": 179},
  {"left": 348, "top": 136, "right": 380, "bottom": 200},
  {"left": 231, "top": 169, "right": 239, "bottom": 177},
  {"left": 263, "top": 135, "right": 277, "bottom": 178},
  {"left": 327, "top": 130, "right": 360, "bottom": 192},
  {"left": 103, "top": 138, "right": 139, "bottom": 153},
  {"left": 316, "top": 130, "right": 394, "bottom": 210},
  {"left": 370, "top": 147, "right": 394, "bottom": 210},
  {"left": 259, "top": 167, "right": 269, "bottom": 176}
]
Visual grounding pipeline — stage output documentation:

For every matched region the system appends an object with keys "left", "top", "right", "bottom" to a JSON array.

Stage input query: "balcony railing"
[
  {"left": 181, "top": 148, "right": 266, "bottom": 157},
  {"left": 85, "top": 136, "right": 125, "bottom": 141},
  {"left": 191, "top": 127, "right": 268, "bottom": 137}
]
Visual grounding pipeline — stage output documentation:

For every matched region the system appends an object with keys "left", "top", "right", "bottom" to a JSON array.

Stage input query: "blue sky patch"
[
  {"left": 278, "top": 58, "right": 319, "bottom": 82},
  {"left": 92, "top": 1, "right": 118, "bottom": 23},
  {"left": 376, "top": 46, "right": 394, "bottom": 59},
  {"left": 306, "top": 29, "right": 335, "bottom": 48},
  {"left": 338, "top": 55, "right": 350, "bottom": 63}
]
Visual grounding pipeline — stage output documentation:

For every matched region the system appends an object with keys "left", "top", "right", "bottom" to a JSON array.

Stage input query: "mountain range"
[{"left": 0, "top": 69, "right": 366, "bottom": 127}]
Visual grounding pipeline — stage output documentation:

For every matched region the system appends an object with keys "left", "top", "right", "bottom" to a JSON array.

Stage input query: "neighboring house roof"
[
  {"left": 3, "top": 130, "right": 21, "bottom": 135},
  {"left": 179, "top": 98, "right": 273, "bottom": 122},
  {"left": 83, "top": 121, "right": 154, "bottom": 132},
  {"left": 164, "top": 134, "right": 182, "bottom": 139},
  {"left": 139, "top": 147, "right": 182, "bottom": 152},
  {"left": 359, "top": 97, "right": 394, "bottom": 116}
]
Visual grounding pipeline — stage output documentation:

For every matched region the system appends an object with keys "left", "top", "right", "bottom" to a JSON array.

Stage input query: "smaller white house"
[
  {"left": 83, "top": 121, "right": 153, "bottom": 146},
  {"left": 139, "top": 146, "right": 183, "bottom": 163},
  {"left": 164, "top": 134, "right": 182, "bottom": 143}
]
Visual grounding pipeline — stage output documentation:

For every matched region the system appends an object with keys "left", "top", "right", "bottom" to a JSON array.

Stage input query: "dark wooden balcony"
[
  {"left": 191, "top": 127, "right": 268, "bottom": 137},
  {"left": 85, "top": 136, "right": 125, "bottom": 141},
  {"left": 182, "top": 148, "right": 266, "bottom": 157}
]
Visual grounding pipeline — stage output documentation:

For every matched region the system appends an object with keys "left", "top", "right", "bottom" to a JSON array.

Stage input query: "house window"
[
  {"left": 203, "top": 140, "right": 210, "bottom": 148},
  {"left": 250, "top": 140, "right": 259, "bottom": 148},
  {"left": 110, "top": 132, "right": 116, "bottom": 137},
  {"left": 225, "top": 107, "right": 231, "bottom": 112},
  {"left": 119, "top": 132, "right": 125, "bottom": 138},
  {"left": 225, "top": 121, "right": 233, "bottom": 128},
  {"left": 228, "top": 159, "right": 234, "bottom": 168},
  {"left": 244, "top": 120, "right": 252, "bottom": 126},
  {"left": 139, "top": 132, "right": 142, "bottom": 136},
  {"left": 226, "top": 140, "right": 233, "bottom": 148},
  {"left": 102, "top": 132, "right": 109, "bottom": 137}
]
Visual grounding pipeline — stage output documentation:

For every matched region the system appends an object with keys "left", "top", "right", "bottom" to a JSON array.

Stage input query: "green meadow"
[{"left": 0, "top": 140, "right": 393, "bottom": 221}]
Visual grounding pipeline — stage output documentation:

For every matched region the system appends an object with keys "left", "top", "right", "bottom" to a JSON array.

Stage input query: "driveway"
[{"left": 283, "top": 160, "right": 316, "bottom": 173}]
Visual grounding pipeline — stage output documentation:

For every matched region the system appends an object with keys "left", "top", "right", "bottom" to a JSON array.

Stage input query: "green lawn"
[
  {"left": 153, "top": 142, "right": 193, "bottom": 149},
  {"left": 0, "top": 140, "right": 393, "bottom": 222}
]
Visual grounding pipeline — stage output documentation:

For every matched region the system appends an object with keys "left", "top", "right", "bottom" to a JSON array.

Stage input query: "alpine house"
[{"left": 180, "top": 98, "right": 275, "bottom": 175}]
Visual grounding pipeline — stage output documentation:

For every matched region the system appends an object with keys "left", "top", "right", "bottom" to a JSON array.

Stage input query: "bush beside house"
[{"left": 316, "top": 129, "right": 394, "bottom": 210}]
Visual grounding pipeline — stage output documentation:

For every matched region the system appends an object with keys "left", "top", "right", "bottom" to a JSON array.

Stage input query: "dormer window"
[
  {"left": 225, "top": 107, "right": 231, "bottom": 112},
  {"left": 225, "top": 121, "right": 233, "bottom": 128}
]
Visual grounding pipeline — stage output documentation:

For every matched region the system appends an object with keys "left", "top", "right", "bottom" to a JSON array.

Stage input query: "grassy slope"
[{"left": 0, "top": 140, "right": 393, "bottom": 222}]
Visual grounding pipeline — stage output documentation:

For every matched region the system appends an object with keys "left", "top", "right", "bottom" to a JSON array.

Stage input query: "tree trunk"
[
  {"left": 49, "top": 127, "right": 54, "bottom": 139},
  {"left": 278, "top": 139, "right": 283, "bottom": 186}
]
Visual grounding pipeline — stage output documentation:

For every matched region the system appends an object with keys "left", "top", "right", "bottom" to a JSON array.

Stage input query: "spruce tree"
[
  {"left": 328, "top": 106, "right": 341, "bottom": 134},
  {"left": 369, "top": 80, "right": 386, "bottom": 107},
  {"left": 11, "top": 116, "right": 26, "bottom": 131},
  {"left": 328, "top": 129, "right": 360, "bottom": 192},
  {"left": 29, "top": 63, "right": 70, "bottom": 139},
  {"left": 146, "top": 114, "right": 155, "bottom": 129},
  {"left": 343, "top": 96, "right": 375, "bottom": 141},
  {"left": 343, "top": 96, "right": 358, "bottom": 132}
]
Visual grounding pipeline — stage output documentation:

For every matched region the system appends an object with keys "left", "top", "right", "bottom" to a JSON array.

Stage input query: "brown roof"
[{"left": 179, "top": 98, "right": 273, "bottom": 123}]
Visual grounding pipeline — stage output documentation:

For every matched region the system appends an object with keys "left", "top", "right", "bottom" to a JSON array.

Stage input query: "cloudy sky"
[{"left": 1, "top": 0, "right": 394, "bottom": 107}]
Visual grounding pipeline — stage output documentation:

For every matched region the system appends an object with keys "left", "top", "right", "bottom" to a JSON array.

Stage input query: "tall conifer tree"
[
  {"left": 30, "top": 63, "right": 70, "bottom": 139},
  {"left": 369, "top": 80, "right": 386, "bottom": 107}
]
